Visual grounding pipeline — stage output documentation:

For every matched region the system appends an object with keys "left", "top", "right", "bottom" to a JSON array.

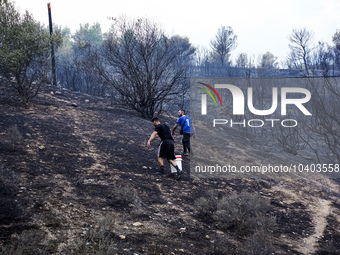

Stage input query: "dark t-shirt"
[{"left": 155, "top": 123, "right": 173, "bottom": 141}]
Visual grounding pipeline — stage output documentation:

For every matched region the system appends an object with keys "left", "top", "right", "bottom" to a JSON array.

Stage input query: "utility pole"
[{"left": 47, "top": 3, "right": 57, "bottom": 86}]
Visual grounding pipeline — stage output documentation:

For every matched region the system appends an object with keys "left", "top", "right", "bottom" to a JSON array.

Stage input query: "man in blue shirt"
[{"left": 171, "top": 110, "right": 196, "bottom": 156}]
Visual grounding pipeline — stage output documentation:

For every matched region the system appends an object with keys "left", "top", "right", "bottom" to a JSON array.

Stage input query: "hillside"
[{"left": 0, "top": 82, "right": 340, "bottom": 254}]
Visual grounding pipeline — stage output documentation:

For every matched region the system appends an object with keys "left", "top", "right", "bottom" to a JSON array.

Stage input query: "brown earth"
[{"left": 0, "top": 82, "right": 340, "bottom": 254}]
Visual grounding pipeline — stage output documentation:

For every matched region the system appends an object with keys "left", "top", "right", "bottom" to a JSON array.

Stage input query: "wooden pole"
[{"left": 47, "top": 3, "right": 57, "bottom": 86}]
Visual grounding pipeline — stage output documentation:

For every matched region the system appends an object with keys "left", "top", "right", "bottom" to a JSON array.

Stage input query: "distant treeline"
[{"left": 1, "top": 1, "right": 340, "bottom": 118}]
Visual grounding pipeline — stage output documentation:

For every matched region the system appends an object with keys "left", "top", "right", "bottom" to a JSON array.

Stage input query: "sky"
[{"left": 12, "top": 0, "right": 340, "bottom": 64}]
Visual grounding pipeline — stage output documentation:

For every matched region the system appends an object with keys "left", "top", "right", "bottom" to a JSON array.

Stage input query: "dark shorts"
[{"left": 158, "top": 139, "right": 176, "bottom": 160}]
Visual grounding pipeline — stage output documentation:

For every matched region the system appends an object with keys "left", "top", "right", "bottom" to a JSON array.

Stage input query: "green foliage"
[
  {"left": 55, "top": 23, "right": 107, "bottom": 96},
  {"left": 73, "top": 22, "right": 103, "bottom": 48},
  {"left": 0, "top": 1, "right": 62, "bottom": 103}
]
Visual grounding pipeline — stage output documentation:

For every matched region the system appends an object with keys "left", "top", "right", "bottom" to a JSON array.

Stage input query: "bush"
[
  {"left": 0, "top": 1, "right": 62, "bottom": 103},
  {"left": 245, "top": 213, "right": 277, "bottom": 254},
  {"left": 65, "top": 216, "right": 116, "bottom": 254},
  {"left": 113, "top": 183, "right": 137, "bottom": 205},
  {"left": 0, "top": 164, "right": 22, "bottom": 223},
  {"left": 2, "top": 125, "right": 23, "bottom": 151},
  {"left": 194, "top": 191, "right": 278, "bottom": 252},
  {"left": 0, "top": 229, "right": 51, "bottom": 255},
  {"left": 193, "top": 189, "right": 218, "bottom": 218},
  {"left": 211, "top": 235, "right": 237, "bottom": 255},
  {"left": 212, "top": 192, "right": 271, "bottom": 237}
]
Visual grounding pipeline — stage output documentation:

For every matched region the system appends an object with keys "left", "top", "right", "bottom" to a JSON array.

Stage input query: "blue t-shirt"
[{"left": 176, "top": 115, "right": 192, "bottom": 133}]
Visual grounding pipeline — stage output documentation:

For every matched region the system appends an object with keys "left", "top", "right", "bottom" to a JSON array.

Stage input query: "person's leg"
[
  {"left": 183, "top": 133, "right": 190, "bottom": 155},
  {"left": 166, "top": 140, "right": 182, "bottom": 180},
  {"left": 158, "top": 157, "right": 164, "bottom": 167},
  {"left": 157, "top": 157, "right": 165, "bottom": 175},
  {"left": 182, "top": 137, "right": 187, "bottom": 154},
  {"left": 168, "top": 159, "right": 176, "bottom": 167},
  {"left": 156, "top": 142, "right": 166, "bottom": 176},
  {"left": 186, "top": 133, "right": 191, "bottom": 153},
  {"left": 168, "top": 159, "right": 182, "bottom": 180}
]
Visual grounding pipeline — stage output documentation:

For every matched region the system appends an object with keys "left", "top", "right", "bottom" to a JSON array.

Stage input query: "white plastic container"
[{"left": 170, "top": 155, "right": 182, "bottom": 173}]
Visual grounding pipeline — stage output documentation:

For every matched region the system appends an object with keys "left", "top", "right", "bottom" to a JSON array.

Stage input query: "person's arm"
[
  {"left": 192, "top": 122, "right": 196, "bottom": 138},
  {"left": 147, "top": 131, "right": 158, "bottom": 148},
  {"left": 171, "top": 124, "right": 179, "bottom": 136}
]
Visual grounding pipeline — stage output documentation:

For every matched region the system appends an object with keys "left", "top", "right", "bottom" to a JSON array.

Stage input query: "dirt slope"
[{"left": 0, "top": 82, "right": 340, "bottom": 254}]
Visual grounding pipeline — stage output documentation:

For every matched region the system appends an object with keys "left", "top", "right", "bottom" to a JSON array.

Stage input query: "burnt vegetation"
[
  {"left": 1, "top": 82, "right": 340, "bottom": 254},
  {"left": 1, "top": 1, "right": 340, "bottom": 254}
]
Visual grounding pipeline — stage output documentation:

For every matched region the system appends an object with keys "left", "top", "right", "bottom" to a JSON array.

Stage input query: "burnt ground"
[{"left": 0, "top": 82, "right": 340, "bottom": 254}]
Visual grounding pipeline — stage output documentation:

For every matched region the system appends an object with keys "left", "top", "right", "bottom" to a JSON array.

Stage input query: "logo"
[
  {"left": 197, "top": 82, "right": 222, "bottom": 115},
  {"left": 198, "top": 83, "right": 311, "bottom": 116},
  {"left": 197, "top": 82, "right": 312, "bottom": 128}
]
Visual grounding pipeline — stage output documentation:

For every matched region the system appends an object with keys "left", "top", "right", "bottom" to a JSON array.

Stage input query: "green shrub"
[{"left": 0, "top": 1, "right": 62, "bottom": 103}]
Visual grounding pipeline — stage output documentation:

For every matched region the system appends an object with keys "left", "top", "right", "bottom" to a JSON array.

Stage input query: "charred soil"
[{"left": 0, "top": 82, "right": 340, "bottom": 254}]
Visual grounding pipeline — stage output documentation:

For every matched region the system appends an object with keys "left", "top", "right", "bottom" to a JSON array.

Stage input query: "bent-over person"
[{"left": 147, "top": 117, "right": 182, "bottom": 180}]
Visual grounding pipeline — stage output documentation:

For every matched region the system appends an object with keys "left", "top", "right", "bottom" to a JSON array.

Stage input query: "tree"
[
  {"left": 56, "top": 23, "right": 106, "bottom": 96},
  {"left": 234, "top": 53, "right": 256, "bottom": 78},
  {"left": 312, "top": 42, "right": 333, "bottom": 76},
  {"left": 235, "top": 53, "right": 248, "bottom": 69},
  {"left": 97, "top": 17, "right": 195, "bottom": 119},
  {"left": 210, "top": 26, "right": 237, "bottom": 67},
  {"left": 259, "top": 52, "right": 278, "bottom": 69},
  {"left": 55, "top": 26, "right": 79, "bottom": 91},
  {"left": 73, "top": 23, "right": 103, "bottom": 48},
  {"left": 256, "top": 52, "right": 279, "bottom": 77},
  {"left": 332, "top": 30, "right": 340, "bottom": 70},
  {"left": 286, "top": 28, "right": 314, "bottom": 76},
  {"left": 0, "top": 1, "right": 62, "bottom": 103}
]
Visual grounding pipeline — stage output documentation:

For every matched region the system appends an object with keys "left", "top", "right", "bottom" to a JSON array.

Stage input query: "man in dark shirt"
[{"left": 147, "top": 117, "right": 182, "bottom": 180}]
